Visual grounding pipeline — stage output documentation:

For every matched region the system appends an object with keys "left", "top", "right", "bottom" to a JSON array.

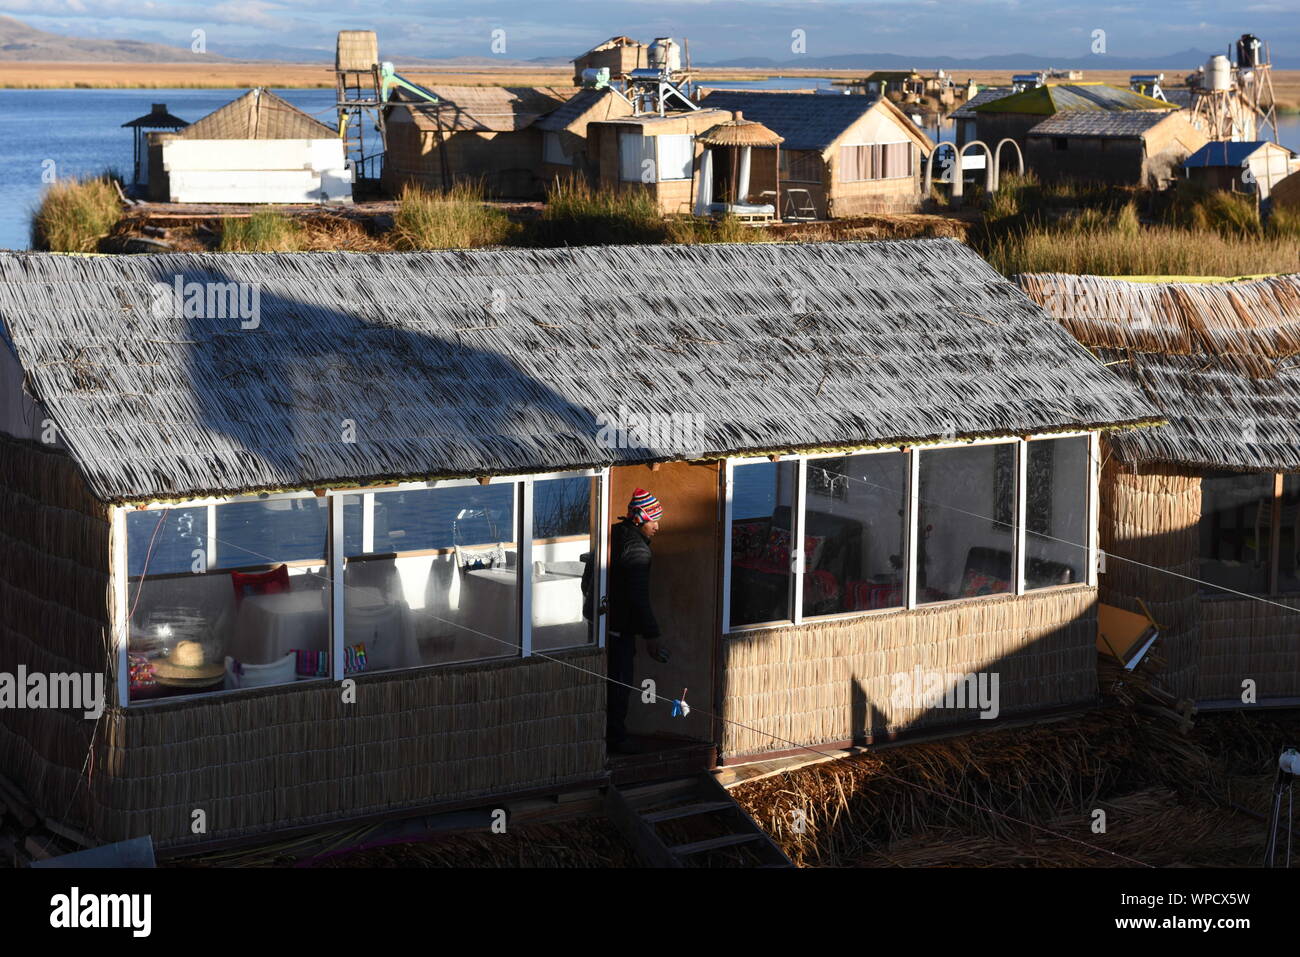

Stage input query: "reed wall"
[
  {"left": 1197, "top": 596, "right": 1300, "bottom": 703},
  {"left": 719, "top": 585, "right": 1097, "bottom": 756},
  {"left": 95, "top": 647, "right": 606, "bottom": 848},
  {"left": 0, "top": 435, "right": 112, "bottom": 832},
  {"left": 1098, "top": 454, "right": 1202, "bottom": 700}
]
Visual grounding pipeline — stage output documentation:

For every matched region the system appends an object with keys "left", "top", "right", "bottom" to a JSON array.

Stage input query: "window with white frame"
[
  {"left": 121, "top": 470, "right": 606, "bottom": 704},
  {"left": 724, "top": 436, "right": 1096, "bottom": 632}
]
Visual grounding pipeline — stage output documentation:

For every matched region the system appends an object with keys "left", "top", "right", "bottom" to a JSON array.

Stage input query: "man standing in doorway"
[{"left": 606, "top": 487, "right": 670, "bottom": 754}]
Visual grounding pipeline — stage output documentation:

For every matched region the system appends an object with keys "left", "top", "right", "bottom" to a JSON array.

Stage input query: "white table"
[
  {"left": 459, "top": 567, "right": 585, "bottom": 643},
  {"left": 230, "top": 585, "right": 418, "bottom": 671}
]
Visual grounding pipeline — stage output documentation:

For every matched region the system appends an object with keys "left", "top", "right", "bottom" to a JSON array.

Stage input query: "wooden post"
[{"left": 1270, "top": 472, "right": 1283, "bottom": 595}]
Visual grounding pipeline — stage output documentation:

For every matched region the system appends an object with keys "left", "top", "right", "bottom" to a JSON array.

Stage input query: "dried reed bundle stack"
[
  {"left": 731, "top": 689, "right": 1229, "bottom": 868},
  {"left": 335, "top": 30, "right": 378, "bottom": 73}
]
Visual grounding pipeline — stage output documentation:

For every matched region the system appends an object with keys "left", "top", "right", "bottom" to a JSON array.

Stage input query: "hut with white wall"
[{"left": 150, "top": 88, "right": 352, "bottom": 204}]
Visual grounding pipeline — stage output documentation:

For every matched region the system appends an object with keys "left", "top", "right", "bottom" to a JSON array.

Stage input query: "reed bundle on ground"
[{"left": 726, "top": 677, "right": 1280, "bottom": 867}]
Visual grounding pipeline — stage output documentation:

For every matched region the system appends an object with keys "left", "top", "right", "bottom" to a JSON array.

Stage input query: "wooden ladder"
[{"left": 605, "top": 774, "right": 794, "bottom": 868}]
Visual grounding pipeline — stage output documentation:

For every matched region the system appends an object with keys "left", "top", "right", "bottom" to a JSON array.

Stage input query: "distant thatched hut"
[
  {"left": 966, "top": 83, "right": 1178, "bottom": 155},
  {"left": 0, "top": 240, "right": 1151, "bottom": 849},
  {"left": 1020, "top": 272, "right": 1300, "bottom": 707},
  {"left": 382, "top": 85, "right": 574, "bottom": 199},
  {"left": 150, "top": 89, "right": 351, "bottom": 204},
  {"left": 700, "top": 92, "right": 935, "bottom": 218},
  {"left": 1024, "top": 110, "right": 1208, "bottom": 189}
]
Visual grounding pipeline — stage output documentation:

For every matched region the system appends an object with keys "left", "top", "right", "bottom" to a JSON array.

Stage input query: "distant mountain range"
[
  {"left": 0, "top": 16, "right": 1294, "bottom": 71},
  {"left": 700, "top": 49, "right": 1300, "bottom": 71},
  {"left": 0, "top": 15, "right": 226, "bottom": 61}
]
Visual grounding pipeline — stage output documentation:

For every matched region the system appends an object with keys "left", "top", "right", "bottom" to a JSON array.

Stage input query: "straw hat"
[
  {"left": 152, "top": 640, "right": 224, "bottom": 683},
  {"left": 697, "top": 112, "right": 784, "bottom": 148}
]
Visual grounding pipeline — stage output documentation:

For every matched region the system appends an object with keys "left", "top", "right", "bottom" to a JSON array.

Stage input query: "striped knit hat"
[{"left": 628, "top": 488, "right": 663, "bottom": 523}]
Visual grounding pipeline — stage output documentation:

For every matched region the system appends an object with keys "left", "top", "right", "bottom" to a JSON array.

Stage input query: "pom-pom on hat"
[{"left": 628, "top": 488, "right": 663, "bottom": 523}]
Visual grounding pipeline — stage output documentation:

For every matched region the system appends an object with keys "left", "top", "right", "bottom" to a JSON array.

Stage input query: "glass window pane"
[
  {"left": 127, "top": 498, "right": 328, "bottom": 702},
  {"left": 730, "top": 460, "right": 798, "bottom": 627},
  {"left": 1199, "top": 471, "right": 1275, "bottom": 595},
  {"left": 213, "top": 497, "right": 328, "bottom": 569},
  {"left": 532, "top": 476, "right": 599, "bottom": 650},
  {"left": 803, "top": 452, "right": 907, "bottom": 616},
  {"left": 127, "top": 507, "right": 207, "bottom": 577},
  {"left": 344, "top": 483, "right": 519, "bottom": 670},
  {"left": 918, "top": 444, "right": 1015, "bottom": 603},
  {"left": 1280, "top": 475, "right": 1300, "bottom": 594},
  {"left": 1025, "top": 437, "right": 1090, "bottom": 590}
]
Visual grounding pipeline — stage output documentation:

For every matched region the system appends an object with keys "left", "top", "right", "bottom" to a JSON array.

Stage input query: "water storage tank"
[
  {"left": 1205, "top": 55, "right": 1232, "bottom": 91},
  {"left": 1237, "top": 34, "right": 1263, "bottom": 68},
  {"left": 648, "top": 37, "right": 681, "bottom": 74}
]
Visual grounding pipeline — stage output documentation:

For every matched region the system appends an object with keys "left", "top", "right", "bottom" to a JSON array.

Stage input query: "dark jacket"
[{"left": 607, "top": 518, "right": 660, "bottom": 639}]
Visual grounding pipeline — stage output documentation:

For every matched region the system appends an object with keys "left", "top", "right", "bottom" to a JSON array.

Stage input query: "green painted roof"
[{"left": 973, "top": 83, "right": 1177, "bottom": 116}]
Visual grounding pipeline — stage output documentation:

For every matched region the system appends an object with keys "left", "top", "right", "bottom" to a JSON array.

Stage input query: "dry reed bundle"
[{"left": 730, "top": 687, "right": 1222, "bottom": 867}]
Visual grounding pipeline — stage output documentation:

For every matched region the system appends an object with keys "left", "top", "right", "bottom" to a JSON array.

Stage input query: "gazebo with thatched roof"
[{"left": 694, "top": 111, "right": 784, "bottom": 221}]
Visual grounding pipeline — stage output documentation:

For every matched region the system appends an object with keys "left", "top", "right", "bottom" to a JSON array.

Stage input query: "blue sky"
[{"left": 2, "top": 0, "right": 1295, "bottom": 62}]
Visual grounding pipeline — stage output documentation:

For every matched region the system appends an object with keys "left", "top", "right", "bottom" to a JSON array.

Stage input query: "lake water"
[
  {"left": 1, "top": 87, "right": 1297, "bottom": 252},
  {"left": 0, "top": 88, "right": 337, "bottom": 251}
]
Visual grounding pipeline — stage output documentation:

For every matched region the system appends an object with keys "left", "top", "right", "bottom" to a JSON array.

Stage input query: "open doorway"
[{"left": 606, "top": 462, "right": 720, "bottom": 777}]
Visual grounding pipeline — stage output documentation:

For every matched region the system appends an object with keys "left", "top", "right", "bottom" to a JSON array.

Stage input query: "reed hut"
[
  {"left": 1024, "top": 110, "right": 1207, "bottom": 189},
  {"left": 382, "top": 85, "right": 574, "bottom": 199},
  {"left": 536, "top": 87, "right": 637, "bottom": 186},
  {"left": 150, "top": 89, "right": 351, "bottom": 204},
  {"left": 586, "top": 108, "right": 734, "bottom": 216},
  {"left": 968, "top": 84, "right": 1177, "bottom": 156},
  {"left": 0, "top": 240, "right": 1153, "bottom": 849},
  {"left": 700, "top": 91, "right": 935, "bottom": 218},
  {"left": 1019, "top": 272, "right": 1300, "bottom": 707}
]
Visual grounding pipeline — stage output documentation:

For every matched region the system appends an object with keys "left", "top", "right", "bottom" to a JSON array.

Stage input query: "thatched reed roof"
[
  {"left": 699, "top": 91, "right": 931, "bottom": 153},
  {"left": 177, "top": 89, "right": 335, "bottom": 140},
  {"left": 1019, "top": 272, "right": 1300, "bottom": 473},
  {"left": 0, "top": 241, "right": 1153, "bottom": 503},
  {"left": 395, "top": 86, "right": 574, "bottom": 133},
  {"left": 698, "top": 112, "right": 784, "bottom": 148},
  {"left": 1268, "top": 170, "right": 1300, "bottom": 211},
  {"left": 973, "top": 84, "right": 1176, "bottom": 116},
  {"left": 535, "top": 88, "right": 631, "bottom": 134},
  {"left": 1028, "top": 110, "right": 1181, "bottom": 139}
]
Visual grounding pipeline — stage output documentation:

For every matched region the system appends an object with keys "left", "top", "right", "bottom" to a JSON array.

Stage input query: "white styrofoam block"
[
  {"left": 169, "top": 170, "right": 353, "bottom": 203},
  {"left": 163, "top": 139, "right": 347, "bottom": 173}
]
